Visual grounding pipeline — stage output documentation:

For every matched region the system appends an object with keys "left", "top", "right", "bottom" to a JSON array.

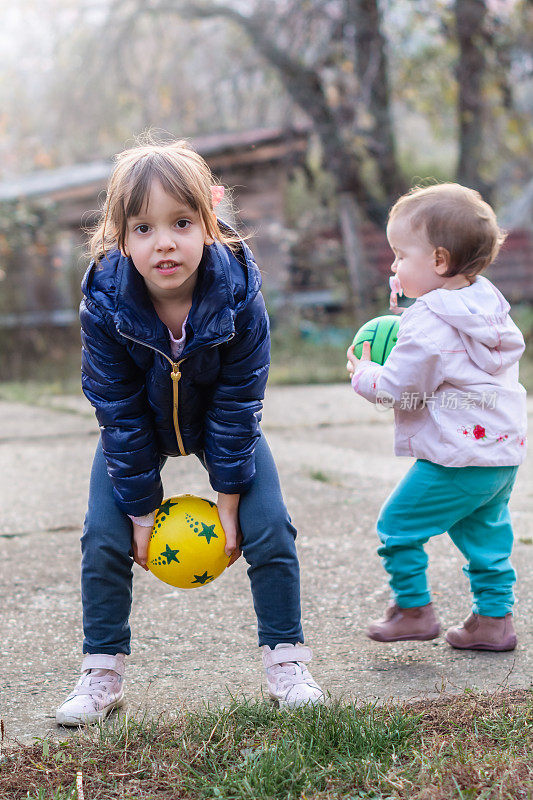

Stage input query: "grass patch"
[
  {"left": 1, "top": 691, "right": 532, "bottom": 799},
  {"left": 309, "top": 470, "right": 332, "bottom": 483},
  {"left": 270, "top": 327, "right": 350, "bottom": 385},
  {"left": 0, "top": 308, "right": 532, "bottom": 399},
  {"left": 518, "top": 354, "right": 533, "bottom": 396},
  {"left": 0, "top": 377, "right": 82, "bottom": 404}
]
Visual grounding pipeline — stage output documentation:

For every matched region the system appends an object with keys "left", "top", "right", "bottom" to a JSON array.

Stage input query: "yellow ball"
[{"left": 147, "top": 494, "right": 229, "bottom": 589}]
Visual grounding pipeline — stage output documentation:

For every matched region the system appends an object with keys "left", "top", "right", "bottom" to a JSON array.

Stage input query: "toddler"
[{"left": 347, "top": 183, "right": 527, "bottom": 650}]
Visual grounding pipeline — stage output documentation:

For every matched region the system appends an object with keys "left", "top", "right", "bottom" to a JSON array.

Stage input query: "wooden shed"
[
  {"left": 0, "top": 127, "right": 309, "bottom": 325},
  {"left": 0, "top": 130, "right": 531, "bottom": 327}
]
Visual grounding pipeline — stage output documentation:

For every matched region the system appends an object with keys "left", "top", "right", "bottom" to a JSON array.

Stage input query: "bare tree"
[
  {"left": 349, "top": 0, "right": 403, "bottom": 201},
  {"left": 455, "top": 0, "right": 490, "bottom": 194},
  {"left": 103, "top": 0, "right": 406, "bottom": 308},
  {"left": 109, "top": 0, "right": 405, "bottom": 225}
]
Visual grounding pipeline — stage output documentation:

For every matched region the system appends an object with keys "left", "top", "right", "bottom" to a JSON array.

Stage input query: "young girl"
[
  {"left": 347, "top": 183, "right": 527, "bottom": 651},
  {"left": 55, "top": 139, "right": 323, "bottom": 725}
]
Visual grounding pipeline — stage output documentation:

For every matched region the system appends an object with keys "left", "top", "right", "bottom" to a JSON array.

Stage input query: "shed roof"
[{"left": 0, "top": 126, "right": 310, "bottom": 203}]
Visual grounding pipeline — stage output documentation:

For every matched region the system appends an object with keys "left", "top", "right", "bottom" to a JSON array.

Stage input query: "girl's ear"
[{"left": 434, "top": 246, "right": 451, "bottom": 276}]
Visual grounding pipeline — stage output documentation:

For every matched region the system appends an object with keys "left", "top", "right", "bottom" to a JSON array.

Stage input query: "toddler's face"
[
  {"left": 124, "top": 179, "right": 211, "bottom": 301},
  {"left": 386, "top": 216, "right": 443, "bottom": 299}
]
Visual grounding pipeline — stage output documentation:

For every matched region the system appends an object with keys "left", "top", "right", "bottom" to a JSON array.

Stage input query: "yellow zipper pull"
[{"left": 170, "top": 361, "right": 187, "bottom": 456}]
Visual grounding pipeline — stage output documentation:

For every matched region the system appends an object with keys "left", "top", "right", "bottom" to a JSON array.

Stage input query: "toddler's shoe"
[
  {"left": 262, "top": 643, "right": 324, "bottom": 708},
  {"left": 56, "top": 653, "right": 125, "bottom": 726},
  {"left": 367, "top": 601, "right": 440, "bottom": 642},
  {"left": 445, "top": 612, "right": 517, "bottom": 651}
]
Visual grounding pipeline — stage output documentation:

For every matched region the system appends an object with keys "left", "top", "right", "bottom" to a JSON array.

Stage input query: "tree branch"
[{"left": 134, "top": 0, "right": 387, "bottom": 218}]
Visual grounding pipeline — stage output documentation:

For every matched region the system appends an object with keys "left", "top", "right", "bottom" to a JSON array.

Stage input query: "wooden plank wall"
[{"left": 360, "top": 225, "right": 533, "bottom": 304}]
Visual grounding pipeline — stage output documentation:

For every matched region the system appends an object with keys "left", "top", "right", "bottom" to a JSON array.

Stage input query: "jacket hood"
[
  {"left": 81, "top": 229, "right": 262, "bottom": 353},
  {"left": 421, "top": 276, "right": 525, "bottom": 374}
]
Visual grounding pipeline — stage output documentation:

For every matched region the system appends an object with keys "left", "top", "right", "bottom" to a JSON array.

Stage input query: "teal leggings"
[{"left": 377, "top": 459, "right": 518, "bottom": 616}]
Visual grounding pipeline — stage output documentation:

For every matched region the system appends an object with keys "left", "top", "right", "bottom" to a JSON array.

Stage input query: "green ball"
[{"left": 352, "top": 315, "right": 400, "bottom": 365}]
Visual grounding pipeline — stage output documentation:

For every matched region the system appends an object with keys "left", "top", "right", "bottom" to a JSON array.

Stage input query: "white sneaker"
[
  {"left": 262, "top": 643, "right": 324, "bottom": 708},
  {"left": 56, "top": 654, "right": 126, "bottom": 726}
]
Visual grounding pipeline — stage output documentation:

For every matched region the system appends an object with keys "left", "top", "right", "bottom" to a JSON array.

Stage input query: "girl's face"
[
  {"left": 386, "top": 216, "right": 445, "bottom": 299},
  {"left": 124, "top": 179, "right": 212, "bottom": 301}
]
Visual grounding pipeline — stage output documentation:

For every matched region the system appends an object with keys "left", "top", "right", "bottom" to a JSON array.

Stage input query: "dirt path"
[{"left": 1, "top": 385, "right": 531, "bottom": 743}]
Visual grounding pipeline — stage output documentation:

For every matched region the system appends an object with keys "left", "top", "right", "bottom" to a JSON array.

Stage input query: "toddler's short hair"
[{"left": 388, "top": 183, "right": 507, "bottom": 278}]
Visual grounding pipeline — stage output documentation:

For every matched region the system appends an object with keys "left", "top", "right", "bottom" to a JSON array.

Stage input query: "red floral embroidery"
[{"left": 457, "top": 425, "right": 517, "bottom": 444}]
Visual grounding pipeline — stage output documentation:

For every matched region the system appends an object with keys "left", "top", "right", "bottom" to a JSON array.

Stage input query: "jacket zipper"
[
  {"left": 170, "top": 359, "right": 187, "bottom": 456},
  {"left": 117, "top": 328, "right": 234, "bottom": 457}
]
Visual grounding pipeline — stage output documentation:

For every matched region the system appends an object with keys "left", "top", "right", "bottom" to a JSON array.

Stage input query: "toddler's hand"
[
  {"left": 346, "top": 341, "right": 371, "bottom": 375},
  {"left": 132, "top": 521, "right": 152, "bottom": 571},
  {"left": 217, "top": 492, "right": 242, "bottom": 567}
]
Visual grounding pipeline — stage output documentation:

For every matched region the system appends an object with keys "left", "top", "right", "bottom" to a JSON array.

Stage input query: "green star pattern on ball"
[{"left": 147, "top": 494, "right": 229, "bottom": 589}]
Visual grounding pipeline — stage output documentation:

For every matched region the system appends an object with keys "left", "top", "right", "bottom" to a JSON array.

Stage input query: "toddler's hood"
[{"left": 422, "top": 276, "right": 525, "bottom": 374}]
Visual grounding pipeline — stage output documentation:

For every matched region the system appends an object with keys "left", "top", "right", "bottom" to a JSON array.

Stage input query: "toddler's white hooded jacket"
[{"left": 352, "top": 276, "right": 527, "bottom": 467}]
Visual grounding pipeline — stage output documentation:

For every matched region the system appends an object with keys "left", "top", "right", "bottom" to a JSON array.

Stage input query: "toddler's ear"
[{"left": 434, "top": 246, "right": 451, "bottom": 275}]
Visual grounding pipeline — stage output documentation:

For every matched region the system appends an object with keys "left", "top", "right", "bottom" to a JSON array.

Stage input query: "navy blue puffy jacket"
[{"left": 80, "top": 237, "right": 270, "bottom": 516}]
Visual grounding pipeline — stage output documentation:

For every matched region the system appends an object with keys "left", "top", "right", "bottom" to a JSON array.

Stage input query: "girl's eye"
[
  {"left": 176, "top": 219, "right": 191, "bottom": 229},
  {"left": 135, "top": 224, "right": 151, "bottom": 234}
]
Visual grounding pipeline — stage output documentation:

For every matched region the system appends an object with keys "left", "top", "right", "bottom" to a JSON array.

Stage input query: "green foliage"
[
  {"left": 2, "top": 303, "right": 532, "bottom": 392},
  {"left": 284, "top": 163, "right": 337, "bottom": 227},
  {"left": 0, "top": 198, "right": 60, "bottom": 315},
  {"left": 0, "top": 325, "right": 81, "bottom": 384},
  {"left": 512, "top": 303, "right": 533, "bottom": 344},
  {"left": 270, "top": 323, "right": 350, "bottom": 385},
  {"left": 0, "top": 198, "right": 58, "bottom": 260},
  {"left": 510, "top": 303, "right": 533, "bottom": 391}
]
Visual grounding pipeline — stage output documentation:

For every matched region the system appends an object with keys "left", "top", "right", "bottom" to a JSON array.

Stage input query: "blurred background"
[{"left": 0, "top": 0, "right": 531, "bottom": 393}]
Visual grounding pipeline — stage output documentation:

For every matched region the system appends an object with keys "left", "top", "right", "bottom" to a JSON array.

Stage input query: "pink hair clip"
[{"left": 211, "top": 185, "right": 225, "bottom": 208}]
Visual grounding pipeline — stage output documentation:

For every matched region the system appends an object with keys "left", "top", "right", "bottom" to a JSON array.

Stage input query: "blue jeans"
[
  {"left": 81, "top": 431, "right": 303, "bottom": 654},
  {"left": 377, "top": 459, "right": 518, "bottom": 616}
]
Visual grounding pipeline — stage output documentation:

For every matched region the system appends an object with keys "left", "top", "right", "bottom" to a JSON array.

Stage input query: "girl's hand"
[
  {"left": 132, "top": 521, "right": 152, "bottom": 571},
  {"left": 217, "top": 492, "right": 242, "bottom": 567},
  {"left": 346, "top": 341, "right": 371, "bottom": 375}
]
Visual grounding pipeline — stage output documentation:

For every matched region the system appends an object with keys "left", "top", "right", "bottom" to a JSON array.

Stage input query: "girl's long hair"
[{"left": 88, "top": 136, "right": 241, "bottom": 263}]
